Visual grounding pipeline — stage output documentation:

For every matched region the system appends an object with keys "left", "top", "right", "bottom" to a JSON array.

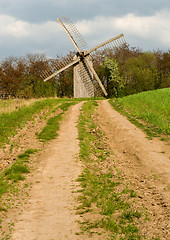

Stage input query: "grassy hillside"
[
  {"left": 0, "top": 98, "right": 38, "bottom": 114},
  {"left": 109, "top": 88, "right": 170, "bottom": 138}
]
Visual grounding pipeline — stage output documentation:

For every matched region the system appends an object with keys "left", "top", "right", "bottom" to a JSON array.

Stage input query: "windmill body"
[
  {"left": 74, "top": 55, "right": 94, "bottom": 98},
  {"left": 41, "top": 17, "right": 126, "bottom": 98}
]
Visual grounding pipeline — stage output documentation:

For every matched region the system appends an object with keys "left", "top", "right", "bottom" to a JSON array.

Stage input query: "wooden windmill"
[{"left": 41, "top": 16, "right": 126, "bottom": 98}]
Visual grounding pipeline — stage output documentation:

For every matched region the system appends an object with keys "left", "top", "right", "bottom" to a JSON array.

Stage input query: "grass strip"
[
  {"left": 77, "top": 101, "right": 144, "bottom": 239},
  {"left": 0, "top": 98, "right": 66, "bottom": 146},
  {"left": 37, "top": 113, "right": 63, "bottom": 142},
  {"left": 109, "top": 88, "right": 170, "bottom": 139},
  {"left": 0, "top": 148, "right": 38, "bottom": 239},
  {"left": 0, "top": 149, "right": 38, "bottom": 200},
  {"left": 37, "top": 101, "right": 78, "bottom": 142}
]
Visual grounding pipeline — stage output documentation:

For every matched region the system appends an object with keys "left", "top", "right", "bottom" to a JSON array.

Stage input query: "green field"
[{"left": 109, "top": 88, "right": 170, "bottom": 138}]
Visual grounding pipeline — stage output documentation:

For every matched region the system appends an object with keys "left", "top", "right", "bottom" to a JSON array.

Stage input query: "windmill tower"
[{"left": 41, "top": 17, "right": 126, "bottom": 98}]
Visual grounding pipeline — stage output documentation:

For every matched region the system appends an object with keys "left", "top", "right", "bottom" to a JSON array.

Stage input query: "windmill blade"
[
  {"left": 57, "top": 17, "right": 88, "bottom": 53},
  {"left": 76, "top": 60, "right": 94, "bottom": 97},
  {"left": 40, "top": 53, "right": 75, "bottom": 80},
  {"left": 84, "top": 57, "right": 108, "bottom": 96},
  {"left": 86, "top": 34, "right": 126, "bottom": 55},
  {"left": 43, "top": 57, "right": 80, "bottom": 82}
]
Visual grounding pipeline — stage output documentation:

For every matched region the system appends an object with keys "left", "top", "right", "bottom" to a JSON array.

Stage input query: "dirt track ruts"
[
  {"left": 3, "top": 100, "right": 170, "bottom": 239},
  {"left": 94, "top": 100, "right": 170, "bottom": 239}
]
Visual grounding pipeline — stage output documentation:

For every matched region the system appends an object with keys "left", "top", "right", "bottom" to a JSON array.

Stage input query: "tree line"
[
  {"left": 94, "top": 44, "right": 170, "bottom": 97},
  {"left": 0, "top": 44, "right": 169, "bottom": 98}
]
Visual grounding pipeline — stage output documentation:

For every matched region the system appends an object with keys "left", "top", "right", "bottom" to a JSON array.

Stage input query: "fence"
[{"left": 0, "top": 93, "right": 27, "bottom": 100}]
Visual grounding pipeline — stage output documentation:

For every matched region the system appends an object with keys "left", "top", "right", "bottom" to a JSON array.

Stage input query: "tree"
[
  {"left": 0, "top": 57, "right": 25, "bottom": 96},
  {"left": 124, "top": 52, "right": 159, "bottom": 94},
  {"left": 0, "top": 54, "right": 58, "bottom": 98},
  {"left": 0, "top": 47, "right": 169, "bottom": 99},
  {"left": 104, "top": 57, "right": 125, "bottom": 97},
  {"left": 56, "top": 67, "right": 73, "bottom": 97},
  {"left": 154, "top": 50, "right": 170, "bottom": 88}
]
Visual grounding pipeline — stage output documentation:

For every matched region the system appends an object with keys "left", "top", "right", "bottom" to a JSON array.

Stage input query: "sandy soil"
[
  {"left": 0, "top": 106, "right": 62, "bottom": 170},
  {"left": 96, "top": 100, "right": 170, "bottom": 192},
  {"left": 1, "top": 99, "right": 170, "bottom": 239}
]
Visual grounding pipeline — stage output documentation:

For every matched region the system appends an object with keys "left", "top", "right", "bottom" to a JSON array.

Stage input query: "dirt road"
[
  {"left": 95, "top": 100, "right": 170, "bottom": 238},
  {"left": 11, "top": 102, "right": 83, "bottom": 240},
  {"left": 2, "top": 100, "right": 170, "bottom": 239},
  {"left": 96, "top": 100, "right": 170, "bottom": 190}
]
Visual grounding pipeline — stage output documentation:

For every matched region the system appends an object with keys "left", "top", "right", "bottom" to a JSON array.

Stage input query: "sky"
[{"left": 0, "top": 0, "right": 170, "bottom": 60}]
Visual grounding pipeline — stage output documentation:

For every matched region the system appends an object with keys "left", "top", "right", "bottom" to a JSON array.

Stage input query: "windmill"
[{"left": 41, "top": 17, "right": 126, "bottom": 98}]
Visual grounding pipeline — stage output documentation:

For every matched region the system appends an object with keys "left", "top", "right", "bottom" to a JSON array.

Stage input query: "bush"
[{"left": 104, "top": 57, "right": 125, "bottom": 97}]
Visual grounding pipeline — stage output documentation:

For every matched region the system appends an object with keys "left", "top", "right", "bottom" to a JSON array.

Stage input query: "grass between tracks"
[
  {"left": 37, "top": 101, "right": 78, "bottom": 142},
  {"left": 77, "top": 101, "right": 149, "bottom": 240},
  {"left": 109, "top": 88, "right": 170, "bottom": 140}
]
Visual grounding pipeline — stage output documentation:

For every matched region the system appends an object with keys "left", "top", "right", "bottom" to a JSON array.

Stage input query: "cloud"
[
  {"left": 75, "top": 9, "right": 170, "bottom": 50},
  {"left": 114, "top": 9, "right": 170, "bottom": 40},
  {"left": 0, "top": 15, "right": 29, "bottom": 37},
  {"left": 0, "top": 9, "right": 169, "bottom": 60},
  {"left": 0, "top": 14, "right": 60, "bottom": 38},
  {"left": 1, "top": 0, "right": 170, "bottom": 24},
  {"left": 0, "top": 14, "right": 74, "bottom": 59}
]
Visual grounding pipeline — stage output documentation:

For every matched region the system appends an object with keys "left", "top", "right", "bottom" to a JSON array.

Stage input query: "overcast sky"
[{"left": 0, "top": 0, "right": 170, "bottom": 60}]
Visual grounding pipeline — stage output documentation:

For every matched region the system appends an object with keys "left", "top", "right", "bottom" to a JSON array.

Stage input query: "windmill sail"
[
  {"left": 41, "top": 53, "right": 76, "bottom": 81},
  {"left": 86, "top": 34, "right": 126, "bottom": 55},
  {"left": 57, "top": 17, "right": 88, "bottom": 52},
  {"left": 40, "top": 16, "right": 127, "bottom": 98}
]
